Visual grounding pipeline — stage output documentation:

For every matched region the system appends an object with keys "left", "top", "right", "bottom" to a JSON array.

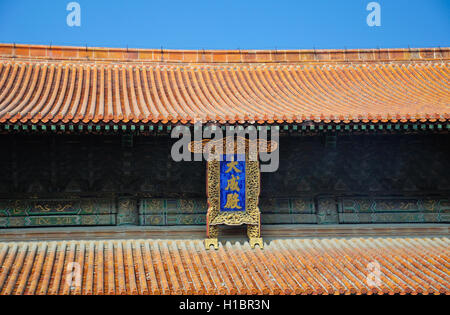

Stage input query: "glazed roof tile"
[
  {"left": 0, "top": 237, "right": 448, "bottom": 295},
  {"left": 0, "top": 44, "right": 449, "bottom": 125}
]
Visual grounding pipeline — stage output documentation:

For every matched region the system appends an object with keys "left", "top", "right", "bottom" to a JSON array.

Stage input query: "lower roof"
[
  {"left": 0, "top": 44, "right": 449, "bottom": 126},
  {"left": 0, "top": 237, "right": 448, "bottom": 295}
]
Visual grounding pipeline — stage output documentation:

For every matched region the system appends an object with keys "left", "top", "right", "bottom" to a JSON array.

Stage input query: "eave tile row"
[{"left": 0, "top": 54, "right": 448, "bottom": 126}]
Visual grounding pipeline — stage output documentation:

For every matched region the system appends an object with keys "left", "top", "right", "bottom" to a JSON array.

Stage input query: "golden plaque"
[{"left": 189, "top": 136, "right": 277, "bottom": 249}]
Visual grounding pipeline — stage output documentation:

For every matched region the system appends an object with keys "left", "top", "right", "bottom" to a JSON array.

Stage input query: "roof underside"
[
  {"left": 0, "top": 44, "right": 449, "bottom": 125},
  {"left": 0, "top": 237, "right": 448, "bottom": 295}
]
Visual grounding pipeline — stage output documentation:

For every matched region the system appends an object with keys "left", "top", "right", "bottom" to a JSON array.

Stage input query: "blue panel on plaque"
[{"left": 220, "top": 154, "right": 246, "bottom": 212}]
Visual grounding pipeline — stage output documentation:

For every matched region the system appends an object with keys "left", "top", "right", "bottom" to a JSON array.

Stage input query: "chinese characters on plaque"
[
  {"left": 220, "top": 154, "right": 246, "bottom": 212},
  {"left": 187, "top": 136, "right": 277, "bottom": 250}
]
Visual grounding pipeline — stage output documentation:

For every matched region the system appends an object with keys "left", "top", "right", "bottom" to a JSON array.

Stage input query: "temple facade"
[
  {"left": 0, "top": 44, "right": 448, "bottom": 229},
  {"left": 0, "top": 133, "right": 448, "bottom": 228},
  {"left": 0, "top": 44, "right": 449, "bottom": 295}
]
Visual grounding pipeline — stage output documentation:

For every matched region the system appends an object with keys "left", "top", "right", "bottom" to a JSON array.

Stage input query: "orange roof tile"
[
  {"left": 0, "top": 237, "right": 448, "bottom": 295},
  {"left": 0, "top": 44, "right": 449, "bottom": 125}
]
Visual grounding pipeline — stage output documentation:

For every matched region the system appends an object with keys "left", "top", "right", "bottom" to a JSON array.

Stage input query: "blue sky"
[{"left": 0, "top": 0, "right": 449, "bottom": 49}]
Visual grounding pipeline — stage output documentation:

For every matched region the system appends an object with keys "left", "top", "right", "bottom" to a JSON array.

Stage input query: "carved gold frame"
[{"left": 189, "top": 136, "right": 277, "bottom": 249}]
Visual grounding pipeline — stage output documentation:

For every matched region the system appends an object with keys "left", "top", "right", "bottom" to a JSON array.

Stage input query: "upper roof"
[{"left": 0, "top": 44, "right": 449, "bottom": 125}]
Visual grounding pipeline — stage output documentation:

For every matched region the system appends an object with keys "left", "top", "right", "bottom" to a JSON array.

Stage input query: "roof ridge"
[{"left": 0, "top": 43, "right": 449, "bottom": 64}]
